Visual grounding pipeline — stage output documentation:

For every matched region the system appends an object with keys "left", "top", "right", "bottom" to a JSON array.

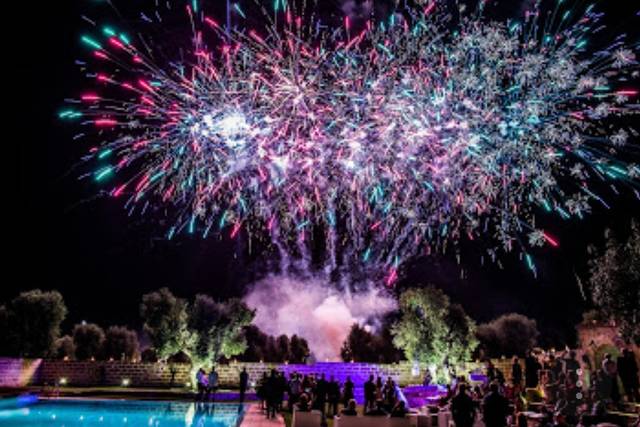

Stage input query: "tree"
[
  {"left": 341, "top": 324, "right": 402, "bottom": 363},
  {"left": 104, "top": 326, "right": 140, "bottom": 361},
  {"left": 586, "top": 221, "right": 640, "bottom": 343},
  {"left": 0, "top": 304, "right": 12, "bottom": 356},
  {"left": 240, "top": 327, "right": 309, "bottom": 363},
  {"left": 341, "top": 324, "right": 379, "bottom": 362},
  {"left": 73, "top": 323, "right": 105, "bottom": 360},
  {"left": 276, "top": 335, "right": 290, "bottom": 362},
  {"left": 187, "top": 295, "right": 254, "bottom": 368},
  {"left": 391, "top": 287, "right": 477, "bottom": 381},
  {"left": 6, "top": 290, "right": 67, "bottom": 357},
  {"left": 289, "top": 334, "right": 310, "bottom": 363},
  {"left": 140, "top": 288, "right": 191, "bottom": 360},
  {"left": 241, "top": 325, "right": 268, "bottom": 362},
  {"left": 476, "top": 313, "right": 539, "bottom": 358},
  {"left": 52, "top": 335, "right": 76, "bottom": 360}
]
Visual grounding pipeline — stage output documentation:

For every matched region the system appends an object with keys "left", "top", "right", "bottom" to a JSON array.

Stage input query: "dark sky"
[{"left": 8, "top": 0, "right": 639, "bottom": 348}]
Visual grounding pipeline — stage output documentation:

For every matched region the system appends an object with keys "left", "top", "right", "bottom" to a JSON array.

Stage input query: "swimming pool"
[{"left": 0, "top": 398, "right": 247, "bottom": 427}]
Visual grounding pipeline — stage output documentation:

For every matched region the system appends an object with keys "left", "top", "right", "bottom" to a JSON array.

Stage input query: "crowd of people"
[
  {"left": 255, "top": 370, "right": 408, "bottom": 420},
  {"left": 447, "top": 349, "right": 640, "bottom": 427},
  {"left": 192, "top": 348, "right": 639, "bottom": 426}
]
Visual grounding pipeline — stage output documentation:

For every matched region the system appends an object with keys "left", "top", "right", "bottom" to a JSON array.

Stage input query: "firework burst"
[{"left": 61, "top": 0, "right": 639, "bottom": 283}]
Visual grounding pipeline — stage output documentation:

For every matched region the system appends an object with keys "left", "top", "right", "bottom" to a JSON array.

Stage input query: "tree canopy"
[
  {"left": 476, "top": 313, "right": 539, "bottom": 358},
  {"left": 391, "top": 286, "right": 477, "bottom": 380},
  {"left": 187, "top": 295, "right": 255, "bottom": 368},
  {"left": 0, "top": 290, "right": 67, "bottom": 357},
  {"left": 140, "top": 288, "right": 192, "bottom": 360},
  {"left": 586, "top": 221, "right": 640, "bottom": 343}
]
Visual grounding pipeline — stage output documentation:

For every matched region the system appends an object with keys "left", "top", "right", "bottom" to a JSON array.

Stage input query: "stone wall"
[
  {"left": 0, "top": 359, "right": 520, "bottom": 389},
  {"left": 0, "top": 358, "right": 42, "bottom": 388},
  {"left": 35, "top": 360, "right": 192, "bottom": 387}
]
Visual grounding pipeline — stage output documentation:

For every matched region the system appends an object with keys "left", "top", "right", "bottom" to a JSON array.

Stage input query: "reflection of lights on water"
[{"left": 184, "top": 403, "right": 195, "bottom": 426}]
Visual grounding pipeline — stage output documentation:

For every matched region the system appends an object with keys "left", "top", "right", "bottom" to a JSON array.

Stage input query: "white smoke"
[{"left": 243, "top": 274, "right": 397, "bottom": 361}]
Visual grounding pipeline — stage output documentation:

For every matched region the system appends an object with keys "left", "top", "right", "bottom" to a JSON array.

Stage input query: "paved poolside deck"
[{"left": 241, "top": 404, "right": 286, "bottom": 427}]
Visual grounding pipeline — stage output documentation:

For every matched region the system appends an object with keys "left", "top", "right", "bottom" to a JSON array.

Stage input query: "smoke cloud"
[{"left": 243, "top": 274, "right": 397, "bottom": 361}]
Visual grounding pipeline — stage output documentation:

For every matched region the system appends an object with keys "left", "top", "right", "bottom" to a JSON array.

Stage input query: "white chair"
[{"left": 292, "top": 409, "right": 322, "bottom": 427}]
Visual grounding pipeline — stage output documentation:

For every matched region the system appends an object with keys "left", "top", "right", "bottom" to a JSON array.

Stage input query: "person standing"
[
  {"left": 195, "top": 368, "right": 208, "bottom": 402},
  {"left": 342, "top": 376, "right": 354, "bottom": 407},
  {"left": 289, "top": 373, "right": 302, "bottom": 410},
  {"left": 482, "top": 383, "right": 510, "bottom": 427},
  {"left": 208, "top": 367, "right": 219, "bottom": 402},
  {"left": 512, "top": 357, "right": 523, "bottom": 388},
  {"left": 364, "top": 375, "right": 376, "bottom": 411},
  {"left": 619, "top": 349, "right": 640, "bottom": 402},
  {"left": 239, "top": 368, "right": 249, "bottom": 403},
  {"left": 327, "top": 375, "right": 341, "bottom": 416},
  {"left": 266, "top": 369, "right": 279, "bottom": 419},
  {"left": 525, "top": 352, "right": 541, "bottom": 388},
  {"left": 452, "top": 384, "right": 476, "bottom": 427},
  {"left": 315, "top": 373, "right": 328, "bottom": 415}
]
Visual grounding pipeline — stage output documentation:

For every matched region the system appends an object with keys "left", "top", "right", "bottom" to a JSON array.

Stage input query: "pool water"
[{"left": 0, "top": 398, "right": 246, "bottom": 427}]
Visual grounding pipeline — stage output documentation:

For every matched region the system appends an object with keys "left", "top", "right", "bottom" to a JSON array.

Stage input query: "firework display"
[{"left": 61, "top": 0, "right": 639, "bottom": 283}]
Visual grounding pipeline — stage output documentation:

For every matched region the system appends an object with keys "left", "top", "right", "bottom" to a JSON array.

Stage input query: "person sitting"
[
  {"left": 390, "top": 400, "right": 409, "bottom": 418},
  {"left": 366, "top": 399, "right": 388, "bottom": 416},
  {"left": 340, "top": 399, "right": 358, "bottom": 416},
  {"left": 295, "top": 393, "right": 311, "bottom": 412}
]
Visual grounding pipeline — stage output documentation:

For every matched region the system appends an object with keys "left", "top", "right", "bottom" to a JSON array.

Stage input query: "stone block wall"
[
  {"left": 0, "top": 358, "right": 42, "bottom": 388},
  {"left": 0, "top": 359, "right": 522, "bottom": 389}
]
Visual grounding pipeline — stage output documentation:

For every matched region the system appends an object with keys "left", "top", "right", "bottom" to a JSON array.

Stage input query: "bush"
[
  {"left": 103, "top": 326, "right": 139, "bottom": 361},
  {"left": 73, "top": 323, "right": 105, "bottom": 360}
]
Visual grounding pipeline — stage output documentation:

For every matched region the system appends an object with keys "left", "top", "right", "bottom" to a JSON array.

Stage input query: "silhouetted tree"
[
  {"left": 1, "top": 290, "right": 67, "bottom": 357},
  {"left": 476, "top": 313, "right": 539, "bottom": 358},
  {"left": 341, "top": 324, "right": 379, "bottom": 362},
  {"left": 289, "top": 334, "right": 310, "bottom": 363},
  {"left": 73, "top": 323, "right": 105, "bottom": 361},
  {"left": 103, "top": 326, "right": 140, "bottom": 361},
  {"left": 52, "top": 335, "right": 76, "bottom": 360}
]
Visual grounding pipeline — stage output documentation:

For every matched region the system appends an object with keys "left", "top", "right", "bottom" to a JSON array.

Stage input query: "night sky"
[{"left": 8, "top": 0, "right": 639, "bottom": 348}]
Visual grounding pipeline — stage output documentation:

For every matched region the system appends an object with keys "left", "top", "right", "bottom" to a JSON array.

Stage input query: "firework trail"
[{"left": 61, "top": 0, "right": 639, "bottom": 284}]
